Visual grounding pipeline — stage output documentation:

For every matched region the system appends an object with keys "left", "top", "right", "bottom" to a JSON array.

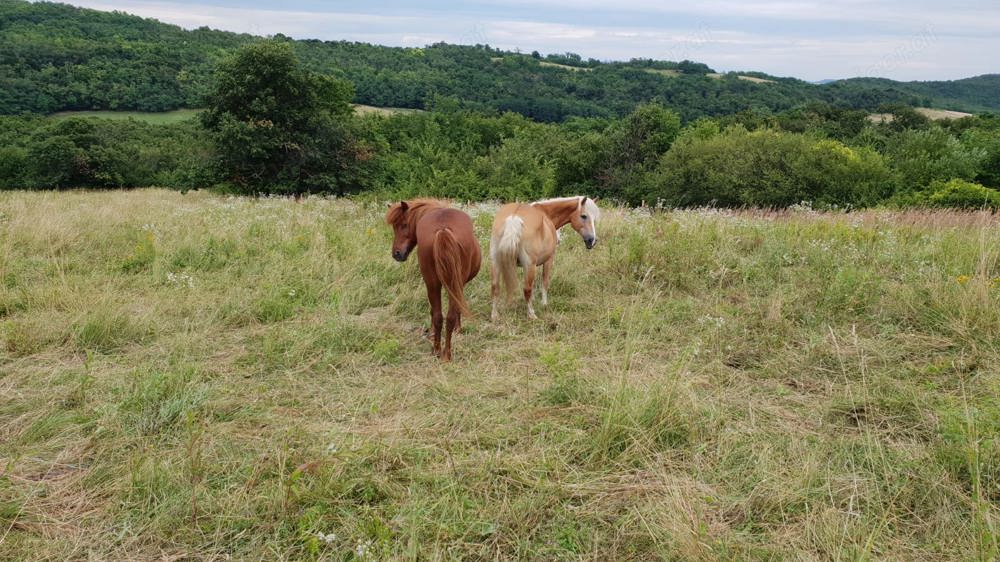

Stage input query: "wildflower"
[
  {"left": 288, "top": 288, "right": 297, "bottom": 297},
  {"left": 355, "top": 539, "right": 373, "bottom": 558},
  {"left": 166, "top": 272, "right": 194, "bottom": 288},
  {"left": 957, "top": 275, "right": 970, "bottom": 285},
  {"left": 317, "top": 531, "right": 337, "bottom": 544}
]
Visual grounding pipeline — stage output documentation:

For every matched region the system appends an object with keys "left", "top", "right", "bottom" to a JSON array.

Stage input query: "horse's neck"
[
  {"left": 408, "top": 203, "right": 442, "bottom": 229},
  {"left": 534, "top": 200, "right": 577, "bottom": 229}
]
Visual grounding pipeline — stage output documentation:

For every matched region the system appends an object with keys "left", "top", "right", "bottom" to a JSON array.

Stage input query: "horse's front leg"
[
  {"left": 427, "top": 283, "right": 443, "bottom": 357},
  {"left": 541, "top": 256, "right": 553, "bottom": 306},
  {"left": 523, "top": 263, "right": 538, "bottom": 320}
]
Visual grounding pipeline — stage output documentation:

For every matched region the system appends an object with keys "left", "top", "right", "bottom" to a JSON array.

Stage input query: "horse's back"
[{"left": 491, "top": 203, "right": 555, "bottom": 263}]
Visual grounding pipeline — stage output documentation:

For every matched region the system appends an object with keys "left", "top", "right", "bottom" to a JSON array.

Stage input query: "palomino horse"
[
  {"left": 489, "top": 196, "right": 600, "bottom": 320},
  {"left": 386, "top": 199, "right": 482, "bottom": 361}
]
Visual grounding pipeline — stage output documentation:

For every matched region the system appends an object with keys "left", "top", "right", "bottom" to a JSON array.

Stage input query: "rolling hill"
[{"left": 1, "top": 0, "right": 997, "bottom": 121}]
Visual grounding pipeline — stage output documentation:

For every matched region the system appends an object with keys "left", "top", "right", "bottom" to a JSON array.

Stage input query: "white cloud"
[{"left": 60, "top": 0, "right": 1000, "bottom": 81}]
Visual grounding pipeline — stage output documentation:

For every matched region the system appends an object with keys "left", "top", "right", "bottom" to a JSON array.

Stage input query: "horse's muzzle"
[
  {"left": 392, "top": 248, "right": 411, "bottom": 262},
  {"left": 584, "top": 237, "right": 596, "bottom": 249}
]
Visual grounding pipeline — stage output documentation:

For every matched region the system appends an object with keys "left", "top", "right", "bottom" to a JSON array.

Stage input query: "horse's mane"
[
  {"left": 532, "top": 196, "right": 601, "bottom": 220},
  {"left": 386, "top": 198, "right": 450, "bottom": 227}
]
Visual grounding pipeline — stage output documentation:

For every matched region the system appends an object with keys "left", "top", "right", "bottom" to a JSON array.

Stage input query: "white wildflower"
[
  {"left": 355, "top": 539, "right": 373, "bottom": 558},
  {"left": 166, "top": 272, "right": 195, "bottom": 288},
  {"left": 317, "top": 531, "right": 337, "bottom": 544}
]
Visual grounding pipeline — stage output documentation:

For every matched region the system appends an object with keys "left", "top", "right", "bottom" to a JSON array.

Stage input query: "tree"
[{"left": 201, "top": 40, "right": 364, "bottom": 194}]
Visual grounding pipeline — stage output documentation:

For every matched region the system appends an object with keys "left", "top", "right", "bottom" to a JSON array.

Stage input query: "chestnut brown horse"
[
  {"left": 490, "top": 196, "right": 600, "bottom": 320},
  {"left": 386, "top": 199, "right": 481, "bottom": 361}
]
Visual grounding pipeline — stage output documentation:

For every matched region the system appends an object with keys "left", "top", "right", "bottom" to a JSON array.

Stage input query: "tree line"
[{"left": 3, "top": 40, "right": 999, "bottom": 211}]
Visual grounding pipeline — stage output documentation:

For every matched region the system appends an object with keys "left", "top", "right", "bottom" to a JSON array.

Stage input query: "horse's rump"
[
  {"left": 432, "top": 228, "right": 473, "bottom": 317},
  {"left": 492, "top": 215, "right": 524, "bottom": 301}
]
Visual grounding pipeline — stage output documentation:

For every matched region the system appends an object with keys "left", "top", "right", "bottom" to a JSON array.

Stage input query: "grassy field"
[
  {"left": 1, "top": 190, "right": 999, "bottom": 560},
  {"left": 50, "top": 106, "right": 420, "bottom": 122},
  {"left": 868, "top": 107, "right": 975, "bottom": 124},
  {"left": 49, "top": 109, "right": 204, "bottom": 124}
]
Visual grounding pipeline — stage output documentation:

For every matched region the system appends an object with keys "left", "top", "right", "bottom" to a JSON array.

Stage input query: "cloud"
[{"left": 60, "top": 0, "right": 1000, "bottom": 81}]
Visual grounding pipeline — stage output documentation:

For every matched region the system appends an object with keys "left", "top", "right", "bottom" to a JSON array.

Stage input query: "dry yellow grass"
[
  {"left": 538, "top": 61, "right": 593, "bottom": 72},
  {"left": 868, "top": 107, "right": 974, "bottom": 123},
  {"left": 736, "top": 75, "right": 775, "bottom": 84},
  {"left": 643, "top": 68, "right": 682, "bottom": 78},
  {"left": 1, "top": 190, "right": 998, "bottom": 560},
  {"left": 351, "top": 104, "right": 422, "bottom": 117}
]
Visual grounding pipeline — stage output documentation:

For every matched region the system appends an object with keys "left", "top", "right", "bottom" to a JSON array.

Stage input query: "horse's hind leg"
[
  {"left": 443, "top": 301, "right": 460, "bottom": 361},
  {"left": 523, "top": 264, "right": 538, "bottom": 320},
  {"left": 541, "top": 256, "right": 553, "bottom": 306},
  {"left": 427, "top": 283, "right": 443, "bottom": 357},
  {"left": 490, "top": 255, "right": 500, "bottom": 321}
]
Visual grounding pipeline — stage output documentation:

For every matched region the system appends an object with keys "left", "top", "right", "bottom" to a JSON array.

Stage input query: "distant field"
[
  {"left": 351, "top": 104, "right": 424, "bottom": 116},
  {"left": 868, "top": 107, "right": 975, "bottom": 123},
  {"left": 705, "top": 73, "right": 777, "bottom": 83},
  {"left": 51, "top": 106, "right": 421, "bottom": 122},
  {"left": 2, "top": 190, "right": 998, "bottom": 560},
  {"left": 50, "top": 109, "right": 203, "bottom": 124},
  {"left": 538, "top": 60, "right": 593, "bottom": 71},
  {"left": 736, "top": 75, "right": 775, "bottom": 84},
  {"left": 643, "top": 68, "right": 682, "bottom": 78}
]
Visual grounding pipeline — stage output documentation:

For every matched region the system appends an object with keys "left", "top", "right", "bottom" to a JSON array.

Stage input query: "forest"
[
  {"left": 3, "top": 0, "right": 1000, "bottom": 120},
  {"left": 1, "top": 0, "right": 999, "bottom": 209}
]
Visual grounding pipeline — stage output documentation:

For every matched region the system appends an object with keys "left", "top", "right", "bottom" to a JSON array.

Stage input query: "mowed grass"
[
  {"left": 1, "top": 190, "right": 999, "bottom": 560},
  {"left": 49, "top": 109, "right": 204, "bottom": 124}
]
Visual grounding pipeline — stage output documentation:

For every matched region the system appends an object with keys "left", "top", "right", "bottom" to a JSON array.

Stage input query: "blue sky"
[{"left": 66, "top": 0, "right": 999, "bottom": 81}]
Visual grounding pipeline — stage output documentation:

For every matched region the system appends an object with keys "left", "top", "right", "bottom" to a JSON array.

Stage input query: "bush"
[
  {"left": 924, "top": 179, "right": 1000, "bottom": 210},
  {"left": 554, "top": 103, "right": 681, "bottom": 201},
  {"left": 0, "top": 116, "right": 214, "bottom": 190},
  {"left": 645, "top": 127, "right": 896, "bottom": 208},
  {"left": 885, "top": 127, "right": 985, "bottom": 190}
]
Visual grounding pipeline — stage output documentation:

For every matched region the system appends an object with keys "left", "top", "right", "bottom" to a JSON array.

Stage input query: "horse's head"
[
  {"left": 385, "top": 201, "right": 417, "bottom": 262},
  {"left": 567, "top": 196, "right": 601, "bottom": 249}
]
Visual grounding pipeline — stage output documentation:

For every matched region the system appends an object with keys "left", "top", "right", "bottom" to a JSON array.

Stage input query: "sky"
[{"left": 63, "top": 0, "right": 999, "bottom": 81}]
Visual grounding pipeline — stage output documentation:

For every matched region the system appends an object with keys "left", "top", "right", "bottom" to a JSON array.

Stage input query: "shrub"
[
  {"left": 885, "top": 127, "right": 985, "bottom": 190},
  {"left": 924, "top": 179, "right": 1000, "bottom": 210},
  {"left": 646, "top": 127, "right": 896, "bottom": 208}
]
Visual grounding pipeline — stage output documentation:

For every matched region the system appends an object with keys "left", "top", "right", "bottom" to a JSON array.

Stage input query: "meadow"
[
  {"left": 50, "top": 109, "right": 204, "bottom": 125},
  {"left": 1, "top": 189, "right": 998, "bottom": 560}
]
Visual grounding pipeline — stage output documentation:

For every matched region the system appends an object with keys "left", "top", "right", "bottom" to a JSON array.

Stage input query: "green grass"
[
  {"left": 49, "top": 109, "right": 203, "bottom": 124},
  {"left": 1, "top": 190, "right": 998, "bottom": 559}
]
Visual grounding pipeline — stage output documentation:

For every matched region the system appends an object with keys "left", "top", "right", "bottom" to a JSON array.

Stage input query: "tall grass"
[{"left": 1, "top": 190, "right": 997, "bottom": 559}]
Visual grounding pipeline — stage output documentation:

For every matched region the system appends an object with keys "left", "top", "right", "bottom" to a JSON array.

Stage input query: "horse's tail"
[
  {"left": 433, "top": 228, "right": 473, "bottom": 317},
  {"left": 493, "top": 215, "right": 523, "bottom": 302}
]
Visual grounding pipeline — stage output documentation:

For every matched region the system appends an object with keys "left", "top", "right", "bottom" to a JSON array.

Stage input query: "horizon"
[{"left": 54, "top": 0, "right": 1000, "bottom": 82}]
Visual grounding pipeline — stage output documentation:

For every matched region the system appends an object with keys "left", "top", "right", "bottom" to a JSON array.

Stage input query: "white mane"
[{"left": 532, "top": 196, "right": 601, "bottom": 220}]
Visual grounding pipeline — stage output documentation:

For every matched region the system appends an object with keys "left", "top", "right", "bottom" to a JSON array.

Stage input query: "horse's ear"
[
  {"left": 581, "top": 196, "right": 589, "bottom": 206},
  {"left": 399, "top": 201, "right": 409, "bottom": 212}
]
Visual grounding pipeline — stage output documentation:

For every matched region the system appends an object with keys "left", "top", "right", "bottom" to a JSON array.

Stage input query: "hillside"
[{"left": 1, "top": 1, "right": 998, "bottom": 122}]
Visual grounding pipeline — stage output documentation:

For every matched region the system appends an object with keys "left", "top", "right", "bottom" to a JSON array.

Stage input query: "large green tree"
[{"left": 201, "top": 40, "right": 364, "bottom": 194}]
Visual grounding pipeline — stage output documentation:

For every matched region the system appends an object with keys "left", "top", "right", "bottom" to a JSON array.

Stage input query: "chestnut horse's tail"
[
  {"left": 493, "top": 216, "right": 523, "bottom": 302},
  {"left": 433, "top": 228, "right": 473, "bottom": 317}
]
